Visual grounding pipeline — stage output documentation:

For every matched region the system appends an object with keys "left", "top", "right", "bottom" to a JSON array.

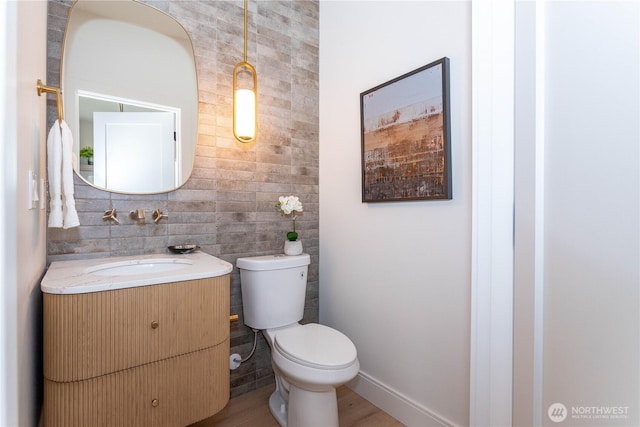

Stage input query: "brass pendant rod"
[{"left": 243, "top": 0, "right": 248, "bottom": 63}]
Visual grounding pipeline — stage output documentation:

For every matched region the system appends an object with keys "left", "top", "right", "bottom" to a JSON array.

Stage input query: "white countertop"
[{"left": 41, "top": 251, "right": 233, "bottom": 295}]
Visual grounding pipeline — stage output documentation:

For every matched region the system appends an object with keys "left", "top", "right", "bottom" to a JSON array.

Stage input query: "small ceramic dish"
[{"left": 168, "top": 244, "right": 200, "bottom": 254}]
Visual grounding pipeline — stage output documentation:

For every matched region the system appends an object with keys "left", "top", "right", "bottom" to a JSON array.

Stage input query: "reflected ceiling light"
[{"left": 233, "top": 0, "right": 257, "bottom": 143}]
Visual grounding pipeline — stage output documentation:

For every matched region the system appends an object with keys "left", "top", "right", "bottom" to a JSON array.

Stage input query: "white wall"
[
  {"left": 0, "top": 0, "right": 18, "bottom": 423},
  {"left": 319, "top": 2, "right": 471, "bottom": 425},
  {"left": 1, "top": 1, "right": 48, "bottom": 425},
  {"left": 513, "top": 1, "right": 639, "bottom": 426},
  {"left": 541, "top": 2, "right": 639, "bottom": 425}
]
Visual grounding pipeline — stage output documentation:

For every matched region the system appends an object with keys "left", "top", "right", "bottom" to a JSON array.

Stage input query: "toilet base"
[
  {"left": 268, "top": 382, "right": 339, "bottom": 427},
  {"left": 287, "top": 383, "right": 338, "bottom": 427},
  {"left": 269, "top": 388, "right": 288, "bottom": 427}
]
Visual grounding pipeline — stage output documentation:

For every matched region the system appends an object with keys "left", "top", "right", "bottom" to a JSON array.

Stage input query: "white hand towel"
[
  {"left": 60, "top": 120, "right": 80, "bottom": 229},
  {"left": 47, "top": 120, "right": 63, "bottom": 228}
]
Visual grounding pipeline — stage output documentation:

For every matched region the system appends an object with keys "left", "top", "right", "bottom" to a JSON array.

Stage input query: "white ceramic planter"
[{"left": 284, "top": 240, "right": 303, "bottom": 256}]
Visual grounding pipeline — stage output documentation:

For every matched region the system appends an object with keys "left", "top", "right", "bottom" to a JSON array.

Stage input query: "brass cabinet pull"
[
  {"left": 229, "top": 314, "right": 239, "bottom": 323},
  {"left": 151, "top": 321, "right": 159, "bottom": 329},
  {"left": 151, "top": 399, "right": 159, "bottom": 407}
]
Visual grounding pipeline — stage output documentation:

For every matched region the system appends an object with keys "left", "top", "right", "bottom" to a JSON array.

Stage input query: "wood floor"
[{"left": 190, "top": 384, "right": 405, "bottom": 427}]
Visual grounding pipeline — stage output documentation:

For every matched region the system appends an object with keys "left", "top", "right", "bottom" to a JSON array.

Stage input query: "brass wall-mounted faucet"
[{"left": 129, "top": 209, "right": 146, "bottom": 221}]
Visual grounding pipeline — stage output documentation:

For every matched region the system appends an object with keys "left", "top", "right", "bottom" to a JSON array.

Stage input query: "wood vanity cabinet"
[{"left": 42, "top": 275, "right": 230, "bottom": 427}]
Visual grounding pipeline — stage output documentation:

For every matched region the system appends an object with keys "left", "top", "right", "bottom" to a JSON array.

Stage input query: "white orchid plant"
[{"left": 276, "top": 195, "right": 303, "bottom": 241}]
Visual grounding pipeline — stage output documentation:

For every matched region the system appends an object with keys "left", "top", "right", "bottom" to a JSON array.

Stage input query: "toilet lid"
[{"left": 274, "top": 323, "right": 357, "bottom": 370}]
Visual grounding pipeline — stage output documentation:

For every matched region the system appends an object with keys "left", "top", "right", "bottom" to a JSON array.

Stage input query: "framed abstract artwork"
[{"left": 361, "top": 57, "right": 452, "bottom": 202}]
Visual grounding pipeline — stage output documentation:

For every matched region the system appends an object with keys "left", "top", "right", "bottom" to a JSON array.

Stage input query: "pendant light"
[{"left": 233, "top": 0, "right": 257, "bottom": 143}]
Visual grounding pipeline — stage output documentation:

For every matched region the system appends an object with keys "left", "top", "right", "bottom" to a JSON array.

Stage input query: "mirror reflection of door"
[
  {"left": 77, "top": 93, "right": 182, "bottom": 193},
  {"left": 93, "top": 112, "right": 177, "bottom": 194}
]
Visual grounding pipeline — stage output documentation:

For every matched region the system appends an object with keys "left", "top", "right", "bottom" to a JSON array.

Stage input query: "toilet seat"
[{"left": 274, "top": 323, "right": 357, "bottom": 370}]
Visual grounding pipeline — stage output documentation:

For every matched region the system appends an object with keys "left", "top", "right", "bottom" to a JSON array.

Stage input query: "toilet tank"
[{"left": 236, "top": 254, "right": 310, "bottom": 330}]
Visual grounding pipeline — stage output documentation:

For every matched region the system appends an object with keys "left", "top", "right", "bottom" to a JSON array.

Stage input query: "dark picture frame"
[{"left": 361, "top": 57, "right": 452, "bottom": 202}]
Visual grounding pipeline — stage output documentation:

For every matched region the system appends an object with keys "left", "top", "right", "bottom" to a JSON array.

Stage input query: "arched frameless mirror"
[{"left": 62, "top": 0, "right": 198, "bottom": 194}]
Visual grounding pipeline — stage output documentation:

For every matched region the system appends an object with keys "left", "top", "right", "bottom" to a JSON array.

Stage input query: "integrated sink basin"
[
  {"left": 85, "top": 258, "right": 192, "bottom": 276},
  {"left": 41, "top": 252, "right": 233, "bottom": 294}
]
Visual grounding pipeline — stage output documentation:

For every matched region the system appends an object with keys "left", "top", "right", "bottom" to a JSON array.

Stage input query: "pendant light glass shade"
[
  {"left": 233, "top": 0, "right": 257, "bottom": 143},
  {"left": 233, "top": 62, "right": 257, "bottom": 142}
]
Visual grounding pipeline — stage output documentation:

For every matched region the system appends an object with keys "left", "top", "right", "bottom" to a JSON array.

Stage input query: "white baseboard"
[{"left": 347, "top": 371, "right": 456, "bottom": 427}]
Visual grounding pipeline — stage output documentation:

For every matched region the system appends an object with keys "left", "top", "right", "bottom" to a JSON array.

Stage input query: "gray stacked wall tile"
[{"left": 46, "top": 0, "right": 319, "bottom": 398}]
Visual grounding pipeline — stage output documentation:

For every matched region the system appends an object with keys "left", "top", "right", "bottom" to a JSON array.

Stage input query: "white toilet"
[{"left": 236, "top": 253, "right": 360, "bottom": 427}]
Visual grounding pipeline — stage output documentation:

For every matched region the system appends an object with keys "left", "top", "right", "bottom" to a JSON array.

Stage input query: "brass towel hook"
[{"left": 36, "top": 79, "right": 64, "bottom": 123}]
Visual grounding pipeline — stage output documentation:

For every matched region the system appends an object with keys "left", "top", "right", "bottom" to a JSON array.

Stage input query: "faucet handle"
[
  {"left": 152, "top": 209, "right": 168, "bottom": 224},
  {"left": 103, "top": 208, "right": 120, "bottom": 224}
]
